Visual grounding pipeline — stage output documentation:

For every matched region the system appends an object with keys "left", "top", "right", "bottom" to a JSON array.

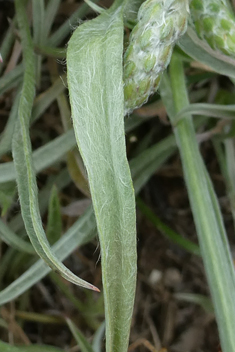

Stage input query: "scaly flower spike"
[{"left": 124, "top": 0, "right": 189, "bottom": 114}]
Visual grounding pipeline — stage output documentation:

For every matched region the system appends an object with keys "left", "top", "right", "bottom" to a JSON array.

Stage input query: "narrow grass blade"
[
  {"left": 0, "top": 20, "right": 15, "bottom": 76},
  {"left": 92, "top": 321, "right": 105, "bottom": 352},
  {"left": 174, "top": 293, "right": 214, "bottom": 314},
  {"left": 175, "top": 103, "right": 235, "bottom": 123},
  {"left": 137, "top": 198, "right": 201, "bottom": 256},
  {"left": 0, "top": 65, "right": 23, "bottom": 96},
  {"left": 50, "top": 271, "right": 101, "bottom": 330},
  {"left": 0, "top": 341, "right": 64, "bottom": 352},
  {"left": 166, "top": 54, "right": 235, "bottom": 352},
  {"left": 66, "top": 318, "right": 94, "bottom": 352},
  {"left": 46, "top": 186, "right": 62, "bottom": 245},
  {"left": 9, "top": 169, "right": 71, "bottom": 233},
  {"left": 130, "top": 135, "right": 176, "bottom": 194},
  {"left": 0, "top": 181, "right": 16, "bottom": 215},
  {"left": 48, "top": 1, "right": 99, "bottom": 47},
  {"left": 179, "top": 28, "right": 235, "bottom": 79},
  {"left": 13, "top": 0, "right": 98, "bottom": 292},
  {"left": 0, "top": 129, "right": 76, "bottom": 183},
  {"left": 32, "top": 0, "right": 44, "bottom": 85},
  {"left": 214, "top": 136, "right": 235, "bottom": 227},
  {"left": 0, "top": 89, "right": 20, "bottom": 157},
  {"left": 0, "top": 219, "right": 34, "bottom": 254},
  {"left": 44, "top": 0, "right": 61, "bottom": 38},
  {"left": 67, "top": 8, "right": 137, "bottom": 351},
  {"left": 31, "top": 76, "right": 66, "bottom": 123},
  {"left": 0, "top": 206, "right": 97, "bottom": 305}
]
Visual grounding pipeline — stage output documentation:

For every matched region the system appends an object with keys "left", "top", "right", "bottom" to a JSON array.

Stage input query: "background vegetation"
[{"left": 0, "top": 0, "right": 235, "bottom": 351}]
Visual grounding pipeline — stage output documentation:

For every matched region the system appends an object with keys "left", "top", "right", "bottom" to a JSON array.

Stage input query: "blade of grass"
[
  {"left": 48, "top": 1, "right": 99, "bottom": 47},
  {"left": 9, "top": 168, "right": 71, "bottom": 233},
  {"left": 0, "top": 341, "right": 64, "bottom": 352},
  {"left": 0, "top": 181, "right": 16, "bottom": 216},
  {"left": 46, "top": 186, "right": 62, "bottom": 245},
  {"left": 0, "top": 219, "right": 34, "bottom": 254},
  {"left": 0, "top": 65, "right": 23, "bottom": 96},
  {"left": 174, "top": 293, "right": 214, "bottom": 314},
  {"left": 130, "top": 135, "right": 176, "bottom": 194},
  {"left": 178, "top": 28, "right": 235, "bottom": 79},
  {"left": 66, "top": 318, "right": 94, "bottom": 352},
  {"left": 31, "top": 75, "right": 66, "bottom": 123},
  {"left": 92, "top": 321, "right": 105, "bottom": 352},
  {"left": 13, "top": 0, "right": 98, "bottom": 292},
  {"left": 136, "top": 198, "right": 201, "bottom": 256},
  {"left": 32, "top": 0, "right": 44, "bottom": 85},
  {"left": 0, "top": 89, "right": 20, "bottom": 157},
  {"left": 49, "top": 271, "right": 101, "bottom": 330},
  {"left": 166, "top": 54, "right": 235, "bottom": 352},
  {"left": 67, "top": 7, "right": 136, "bottom": 351},
  {"left": 0, "top": 205, "right": 97, "bottom": 305},
  {"left": 44, "top": 0, "right": 61, "bottom": 39},
  {"left": 0, "top": 19, "right": 15, "bottom": 76},
  {"left": 175, "top": 103, "right": 235, "bottom": 124},
  {"left": 0, "top": 129, "right": 76, "bottom": 183}
]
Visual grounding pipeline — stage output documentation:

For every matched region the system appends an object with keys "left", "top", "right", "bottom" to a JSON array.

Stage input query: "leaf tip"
[{"left": 91, "top": 284, "right": 100, "bottom": 292}]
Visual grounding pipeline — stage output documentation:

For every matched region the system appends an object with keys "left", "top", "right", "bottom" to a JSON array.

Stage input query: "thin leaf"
[
  {"left": 9, "top": 169, "right": 71, "bottom": 234},
  {"left": 46, "top": 186, "right": 62, "bottom": 245},
  {"left": 44, "top": 0, "right": 61, "bottom": 39},
  {"left": 179, "top": 28, "right": 235, "bottom": 79},
  {"left": 0, "top": 219, "right": 34, "bottom": 254},
  {"left": 0, "top": 19, "right": 15, "bottom": 76},
  {"left": 48, "top": 1, "right": 99, "bottom": 47},
  {"left": 0, "top": 89, "right": 20, "bottom": 157},
  {"left": 67, "top": 7, "right": 137, "bottom": 351},
  {"left": 0, "top": 65, "right": 23, "bottom": 96},
  {"left": 13, "top": 0, "right": 98, "bottom": 292},
  {"left": 92, "top": 321, "right": 105, "bottom": 352},
  {"left": 66, "top": 318, "right": 94, "bottom": 352},
  {"left": 0, "top": 206, "right": 97, "bottom": 305},
  {"left": 0, "top": 129, "right": 76, "bottom": 184},
  {"left": 0, "top": 341, "right": 64, "bottom": 352},
  {"left": 175, "top": 103, "right": 235, "bottom": 124},
  {"left": 174, "top": 293, "right": 214, "bottom": 314},
  {"left": 137, "top": 198, "right": 201, "bottom": 256},
  {"left": 166, "top": 54, "right": 235, "bottom": 352},
  {"left": 32, "top": 0, "right": 44, "bottom": 85}
]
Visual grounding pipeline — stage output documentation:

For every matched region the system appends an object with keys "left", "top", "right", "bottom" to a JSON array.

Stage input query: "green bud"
[
  {"left": 189, "top": 0, "right": 235, "bottom": 58},
  {"left": 124, "top": 0, "right": 189, "bottom": 114}
]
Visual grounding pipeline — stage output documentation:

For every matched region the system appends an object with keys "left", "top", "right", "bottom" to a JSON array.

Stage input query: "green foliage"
[
  {"left": 1, "top": 0, "right": 235, "bottom": 351},
  {"left": 124, "top": 0, "right": 189, "bottom": 113},
  {"left": 190, "top": 0, "right": 235, "bottom": 56},
  {"left": 67, "top": 7, "right": 136, "bottom": 351}
]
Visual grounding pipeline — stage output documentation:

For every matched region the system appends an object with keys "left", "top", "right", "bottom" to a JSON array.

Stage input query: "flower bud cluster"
[
  {"left": 124, "top": 0, "right": 189, "bottom": 114},
  {"left": 190, "top": 0, "right": 235, "bottom": 57}
]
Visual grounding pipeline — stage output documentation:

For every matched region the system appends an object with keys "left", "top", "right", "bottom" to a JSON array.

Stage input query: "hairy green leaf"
[
  {"left": 67, "top": 7, "right": 137, "bottom": 351},
  {"left": 13, "top": 0, "right": 98, "bottom": 292}
]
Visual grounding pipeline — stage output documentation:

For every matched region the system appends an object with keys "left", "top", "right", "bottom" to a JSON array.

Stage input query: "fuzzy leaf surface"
[{"left": 67, "top": 8, "right": 137, "bottom": 352}]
